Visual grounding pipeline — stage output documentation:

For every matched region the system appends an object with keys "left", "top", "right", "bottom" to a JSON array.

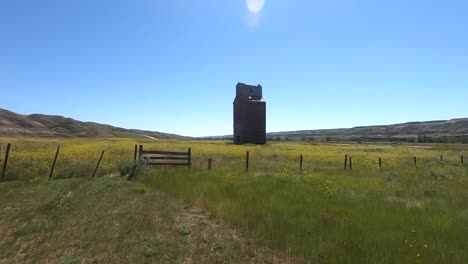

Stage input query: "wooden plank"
[
  {"left": 134, "top": 145, "right": 137, "bottom": 161},
  {"left": 146, "top": 156, "right": 189, "bottom": 160},
  {"left": 147, "top": 163, "right": 190, "bottom": 166},
  {"left": 139, "top": 146, "right": 191, "bottom": 168},
  {"left": 1, "top": 143, "right": 11, "bottom": 180},
  {"left": 208, "top": 158, "right": 212, "bottom": 170},
  {"left": 188, "top": 148, "right": 192, "bottom": 168},
  {"left": 90, "top": 151, "right": 105, "bottom": 180},
  {"left": 344, "top": 154, "right": 348, "bottom": 170},
  {"left": 142, "top": 150, "right": 189, "bottom": 155},
  {"left": 128, "top": 163, "right": 138, "bottom": 181},
  {"left": 48, "top": 145, "right": 60, "bottom": 181},
  {"left": 246, "top": 151, "right": 249, "bottom": 171},
  {"left": 300, "top": 155, "right": 303, "bottom": 171}
]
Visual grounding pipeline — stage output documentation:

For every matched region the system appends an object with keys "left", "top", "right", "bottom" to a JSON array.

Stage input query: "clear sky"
[{"left": 1, "top": 0, "right": 467, "bottom": 137}]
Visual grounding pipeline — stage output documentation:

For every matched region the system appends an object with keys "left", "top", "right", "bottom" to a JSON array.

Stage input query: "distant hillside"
[
  {"left": 0, "top": 108, "right": 188, "bottom": 139},
  {"left": 266, "top": 119, "right": 468, "bottom": 143},
  {"left": 206, "top": 119, "right": 468, "bottom": 143}
]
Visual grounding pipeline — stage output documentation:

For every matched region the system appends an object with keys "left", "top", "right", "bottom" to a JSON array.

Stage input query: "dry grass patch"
[{"left": 0, "top": 177, "right": 304, "bottom": 264}]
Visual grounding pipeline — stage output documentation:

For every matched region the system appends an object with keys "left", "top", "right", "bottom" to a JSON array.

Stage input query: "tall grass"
[
  {"left": 1, "top": 138, "right": 465, "bottom": 181},
  {"left": 142, "top": 164, "right": 468, "bottom": 263},
  {"left": 1, "top": 138, "right": 467, "bottom": 262}
]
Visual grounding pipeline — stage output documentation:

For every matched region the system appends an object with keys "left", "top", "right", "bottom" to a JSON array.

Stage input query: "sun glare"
[{"left": 246, "top": 0, "right": 265, "bottom": 13}]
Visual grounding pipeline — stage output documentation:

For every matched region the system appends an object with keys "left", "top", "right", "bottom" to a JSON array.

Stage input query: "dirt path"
[
  {"left": 172, "top": 204, "right": 305, "bottom": 264},
  {"left": 0, "top": 178, "right": 305, "bottom": 264}
]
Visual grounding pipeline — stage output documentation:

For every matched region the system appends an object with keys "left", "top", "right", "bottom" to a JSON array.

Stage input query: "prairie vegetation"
[
  {"left": 1, "top": 138, "right": 467, "bottom": 263},
  {"left": 0, "top": 178, "right": 294, "bottom": 263}
]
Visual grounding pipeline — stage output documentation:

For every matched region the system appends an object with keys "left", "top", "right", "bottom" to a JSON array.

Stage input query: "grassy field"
[
  {"left": 0, "top": 179, "right": 298, "bottom": 264},
  {"left": 1, "top": 138, "right": 467, "bottom": 263}
]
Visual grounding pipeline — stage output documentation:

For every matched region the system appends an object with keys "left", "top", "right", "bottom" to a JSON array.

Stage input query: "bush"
[
  {"left": 117, "top": 160, "right": 147, "bottom": 180},
  {"left": 118, "top": 160, "right": 136, "bottom": 177}
]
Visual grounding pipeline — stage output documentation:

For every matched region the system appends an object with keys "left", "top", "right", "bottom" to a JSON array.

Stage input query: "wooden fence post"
[
  {"left": 246, "top": 151, "right": 250, "bottom": 172},
  {"left": 90, "top": 151, "right": 105, "bottom": 180},
  {"left": 208, "top": 158, "right": 212, "bottom": 170},
  {"left": 349, "top": 156, "right": 353, "bottom": 170},
  {"left": 188, "top": 148, "right": 192, "bottom": 168},
  {"left": 344, "top": 154, "right": 348, "bottom": 170},
  {"left": 300, "top": 155, "right": 303, "bottom": 171},
  {"left": 134, "top": 145, "right": 137, "bottom": 161},
  {"left": 48, "top": 145, "right": 61, "bottom": 181},
  {"left": 414, "top": 156, "right": 417, "bottom": 168},
  {"left": 1, "top": 143, "right": 11, "bottom": 180},
  {"left": 440, "top": 155, "right": 443, "bottom": 162},
  {"left": 128, "top": 163, "right": 137, "bottom": 181},
  {"left": 139, "top": 145, "right": 143, "bottom": 160},
  {"left": 379, "top": 157, "right": 382, "bottom": 169}
]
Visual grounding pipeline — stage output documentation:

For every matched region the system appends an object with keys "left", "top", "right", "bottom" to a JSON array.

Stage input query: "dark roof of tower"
[{"left": 234, "top": 82, "right": 265, "bottom": 103}]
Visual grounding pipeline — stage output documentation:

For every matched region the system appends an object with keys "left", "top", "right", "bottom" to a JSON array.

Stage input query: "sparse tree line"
[
  {"left": 196, "top": 135, "right": 468, "bottom": 144},
  {"left": 409, "top": 135, "right": 468, "bottom": 144}
]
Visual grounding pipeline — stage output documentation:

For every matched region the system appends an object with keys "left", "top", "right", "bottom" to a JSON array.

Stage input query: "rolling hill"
[
  {"left": 0, "top": 108, "right": 188, "bottom": 139},
  {"left": 206, "top": 119, "right": 468, "bottom": 143},
  {"left": 2, "top": 108, "right": 467, "bottom": 142},
  {"left": 266, "top": 119, "right": 468, "bottom": 143}
]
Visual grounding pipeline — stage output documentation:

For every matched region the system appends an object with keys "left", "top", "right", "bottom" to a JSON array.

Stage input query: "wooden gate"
[{"left": 137, "top": 145, "right": 191, "bottom": 168}]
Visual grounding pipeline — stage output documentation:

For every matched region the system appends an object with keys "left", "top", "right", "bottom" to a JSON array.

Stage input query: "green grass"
[
  {"left": 1, "top": 138, "right": 467, "bottom": 263},
  {"left": 141, "top": 165, "right": 468, "bottom": 263},
  {"left": 0, "top": 177, "right": 295, "bottom": 263}
]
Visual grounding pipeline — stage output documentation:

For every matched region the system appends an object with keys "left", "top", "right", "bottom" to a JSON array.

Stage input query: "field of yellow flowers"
[
  {"left": 1, "top": 138, "right": 467, "bottom": 263},
  {"left": 0, "top": 137, "right": 466, "bottom": 181}
]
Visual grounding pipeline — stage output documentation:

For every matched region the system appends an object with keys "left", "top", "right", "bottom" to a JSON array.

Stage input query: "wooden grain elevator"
[{"left": 233, "top": 82, "right": 266, "bottom": 145}]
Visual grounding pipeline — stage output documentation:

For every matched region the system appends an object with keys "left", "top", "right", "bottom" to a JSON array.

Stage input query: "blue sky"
[{"left": 1, "top": 0, "right": 467, "bottom": 137}]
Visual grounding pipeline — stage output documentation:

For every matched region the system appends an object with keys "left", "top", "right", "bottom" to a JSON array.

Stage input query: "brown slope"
[
  {"left": 267, "top": 119, "right": 468, "bottom": 142},
  {"left": 0, "top": 108, "right": 186, "bottom": 139}
]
